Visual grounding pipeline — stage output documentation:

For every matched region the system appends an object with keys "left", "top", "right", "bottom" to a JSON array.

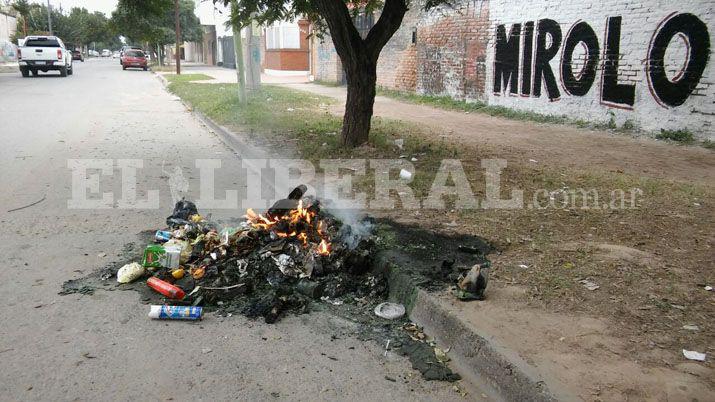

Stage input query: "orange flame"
[
  {"left": 317, "top": 239, "right": 330, "bottom": 255},
  {"left": 245, "top": 201, "right": 331, "bottom": 255}
]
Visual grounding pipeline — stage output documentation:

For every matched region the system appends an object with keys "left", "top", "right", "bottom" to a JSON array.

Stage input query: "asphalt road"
[{"left": 0, "top": 58, "right": 477, "bottom": 401}]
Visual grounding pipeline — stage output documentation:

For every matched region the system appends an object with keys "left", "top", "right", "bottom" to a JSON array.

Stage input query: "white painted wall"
[{"left": 485, "top": 0, "right": 715, "bottom": 138}]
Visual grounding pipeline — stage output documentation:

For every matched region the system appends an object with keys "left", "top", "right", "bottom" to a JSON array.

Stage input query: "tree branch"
[
  {"left": 364, "top": 0, "right": 408, "bottom": 61},
  {"left": 309, "top": 0, "right": 364, "bottom": 70}
]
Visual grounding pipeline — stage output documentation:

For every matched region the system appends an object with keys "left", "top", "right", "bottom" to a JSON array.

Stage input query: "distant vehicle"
[
  {"left": 112, "top": 51, "right": 120, "bottom": 59},
  {"left": 71, "top": 50, "right": 84, "bottom": 62},
  {"left": 120, "top": 50, "right": 148, "bottom": 71},
  {"left": 120, "top": 45, "right": 143, "bottom": 64},
  {"left": 101, "top": 49, "right": 111, "bottom": 57},
  {"left": 17, "top": 35, "right": 73, "bottom": 77}
]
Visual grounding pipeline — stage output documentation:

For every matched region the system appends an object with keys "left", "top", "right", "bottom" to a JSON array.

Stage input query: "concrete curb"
[
  {"left": 154, "top": 71, "right": 271, "bottom": 161},
  {"left": 380, "top": 253, "right": 561, "bottom": 402},
  {"left": 154, "top": 71, "right": 559, "bottom": 400}
]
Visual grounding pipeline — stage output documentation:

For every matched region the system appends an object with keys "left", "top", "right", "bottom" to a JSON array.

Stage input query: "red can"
[{"left": 147, "top": 277, "right": 186, "bottom": 300}]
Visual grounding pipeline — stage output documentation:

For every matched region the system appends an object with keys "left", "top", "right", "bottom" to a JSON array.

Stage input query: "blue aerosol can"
[{"left": 148, "top": 305, "right": 202, "bottom": 320}]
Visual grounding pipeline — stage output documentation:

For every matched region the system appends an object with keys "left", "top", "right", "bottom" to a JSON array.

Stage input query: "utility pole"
[
  {"left": 244, "top": 22, "right": 261, "bottom": 92},
  {"left": 46, "top": 0, "right": 53, "bottom": 35},
  {"left": 174, "top": 0, "right": 181, "bottom": 75},
  {"left": 231, "top": 1, "right": 246, "bottom": 104}
]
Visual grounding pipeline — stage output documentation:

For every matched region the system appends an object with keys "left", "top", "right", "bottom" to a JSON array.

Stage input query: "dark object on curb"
[
  {"left": 166, "top": 199, "right": 198, "bottom": 227},
  {"left": 399, "top": 340, "right": 461, "bottom": 382},
  {"left": 456, "top": 263, "right": 489, "bottom": 300}
]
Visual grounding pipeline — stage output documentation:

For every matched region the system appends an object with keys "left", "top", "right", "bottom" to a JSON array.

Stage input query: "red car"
[{"left": 121, "top": 50, "right": 148, "bottom": 71}]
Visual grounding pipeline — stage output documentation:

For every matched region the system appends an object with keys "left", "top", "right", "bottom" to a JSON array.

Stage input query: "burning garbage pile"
[{"left": 116, "top": 185, "right": 384, "bottom": 323}]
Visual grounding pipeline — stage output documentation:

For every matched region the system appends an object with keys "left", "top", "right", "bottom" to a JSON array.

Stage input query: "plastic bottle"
[
  {"left": 147, "top": 277, "right": 186, "bottom": 299},
  {"left": 148, "top": 305, "right": 202, "bottom": 320}
]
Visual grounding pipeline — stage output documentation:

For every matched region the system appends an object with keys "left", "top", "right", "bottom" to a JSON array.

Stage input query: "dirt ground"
[
  {"left": 163, "top": 70, "right": 713, "bottom": 400},
  {"left": 283, "top": 83, "right": 715, "bottom": 186},
  {"left": 277, "top": 83, "right": 715, "bottom": 400}
]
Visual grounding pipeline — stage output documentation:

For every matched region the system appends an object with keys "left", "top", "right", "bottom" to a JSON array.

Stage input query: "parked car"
[
  {"left": 71, "top": 50, "right": 84, "bottom": 62},
  {"left": 112, "top": 51, "right": 120, "bottom": 59},
  {"left": 101, "top": 49, "right": 111, "bottom": 57},
  {"left": 120, "top": 50, "right": 148, "bottom": 71},
  {"left": 17, "top": 35, "right": 73, "bottom": 77},
  {"left": 88, "top": 49, "right": 100, "bottom": 57},
  {"left": 119, "top": 45, "right": 143, "bottom": 64}
]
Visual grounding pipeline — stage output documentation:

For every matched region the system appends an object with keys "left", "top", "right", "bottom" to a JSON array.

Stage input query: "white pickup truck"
[{"left": 17, "top": 35, "right": 73, "bottom": 77}]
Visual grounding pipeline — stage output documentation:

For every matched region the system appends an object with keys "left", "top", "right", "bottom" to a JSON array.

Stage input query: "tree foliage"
[
  {"left": 218, "top": 0, "right": 435, "bottom": 146},
  {"left": 10, "top": 1, "right": 119, "bottom": 50},
  {"left": 110, "top": 0, "right": 202, "bottom": 47}
]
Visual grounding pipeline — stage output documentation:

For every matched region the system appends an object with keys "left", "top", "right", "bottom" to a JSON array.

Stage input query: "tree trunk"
[
  {"left": 312, "top": 0, "right": 407, "bottom": 147},
  {"left": 341, "top": 60, "right": 377, "bottom": 147}
]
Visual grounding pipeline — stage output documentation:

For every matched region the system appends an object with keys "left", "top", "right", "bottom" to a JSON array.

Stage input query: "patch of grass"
[
  {"left": 149, "top": 63, "right": 176, "bottom": 72},
  {"left": 312, "top": 79, "right": 343, "bottom": 87},
  {"left": 375, "top": 87, "right": 598, "bottom": 127},
  {"left": 620, "top": 119, "right": 636, "bottom": 131},
  {"left": 655, "top": 129, "right": 695, "bottom": 143},
  {"left": 701, "top": 139, "right": 715, "bottom": 149},
  {"left": 164, "top": 73, "right": 214, "bottom": 83},
  {"left": 167, "top": 81, "right": 459, "bottom": 198}
]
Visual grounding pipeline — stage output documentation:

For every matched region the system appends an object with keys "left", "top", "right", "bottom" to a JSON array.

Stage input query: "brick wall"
[
  {"left": 312, "top": 0, "right": 715, "bottom": 138},
  {"left": 264, "top": 49, "right": 310, "bottom": 71}
]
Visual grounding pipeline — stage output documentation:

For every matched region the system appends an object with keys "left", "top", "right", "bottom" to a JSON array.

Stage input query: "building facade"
[
  {"left": 0, "top": 9, "right": 17, "bottom": 63},
  {"left": 311, "top": 0, "right": 715, "bottom": 138}
]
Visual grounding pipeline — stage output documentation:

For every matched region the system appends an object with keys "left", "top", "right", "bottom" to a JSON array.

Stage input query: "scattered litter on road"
[
  {"left": 682, "top": 325, "right": 700, "bottom": 331},
  {"left": 399, "top": 323, "right": 461, "bottom": 382},
  {"left": 399, "top": 169, "right": 412, "bottom": 180},
  {"left": 374, "top": 302, "right": 406, "bottom": 320},
  {"left": 394, "top": 138, "right": 404, "bottom": 149},
  {"left": 148, "top": 305, "right": 203, "bottom": 320},
  {"left": 518, "top": 264, "right": 529, "bottom": 269},
  {"left": 117, "top": 262, "right": 145, "bottom": 283},
  {"left": 454, "top": 262, "right": 489, "bottom": 300},
  {"left": 580, "top": 279, "right": 600, "bottom": 291},
  {"left": 705, "top": 285, "right": 713, "bottom": 291},
  {"left": 6, "top": 195, "right": 46, "bottom": 213},
  {"left": 434, "top": 347, "right": 450, "bottom": 363},
  {"left": 147, "top": 277, "right": 186, "bottom": 299},
  {"left": 103, "top": 186, "right": 383, "bottom": 324},
  {"left": 682, "top": 349, "right": 706, "bottom": 361}
]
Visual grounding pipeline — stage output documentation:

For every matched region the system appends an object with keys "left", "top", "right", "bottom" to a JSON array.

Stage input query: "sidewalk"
[
  {"left": 160, "top": 64, "right": 309, "bottom": 85},
  {"left": 278, "top": 83, "right": 715, "bottom": 185}
]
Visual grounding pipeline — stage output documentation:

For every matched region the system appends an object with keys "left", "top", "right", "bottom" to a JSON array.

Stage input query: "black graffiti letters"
[
  {"left": 601, "top": 16, "right": 635, "bottom": 107},
  {"left": 561, "top": 21, "right": 599, "bottom": 96},
  {"left": 521, "top": 21, "right": 534, "bottom": 96},
  {"left": 647, "top": 13, "right": 711, "bottom": 107},
  {"left": 494, "top": 23, "right": 521, "bottom": 95},
  {"left": 492, "top": 13, "right": 710, "bottom": 109},
  {"left": 533, "top": 19, "right": 562, "bottom": 100}
]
